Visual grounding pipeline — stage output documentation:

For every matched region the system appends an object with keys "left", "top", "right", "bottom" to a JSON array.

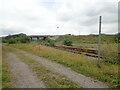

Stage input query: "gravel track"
[
  {"left": 13, "top": 48, "right": 109, "bottom": 88},
  {"left": 6, "top": 53, "right": 46, "bottom": 88}
]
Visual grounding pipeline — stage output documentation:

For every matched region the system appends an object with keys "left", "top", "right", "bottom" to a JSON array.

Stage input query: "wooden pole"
[{"left": 98, "top": 16, "right": 102, "bottom": 68}]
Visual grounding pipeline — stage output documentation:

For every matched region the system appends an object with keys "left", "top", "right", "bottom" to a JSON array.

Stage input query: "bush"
[
  {"left": 45, "top": 39, "right": 55, "bottom": 46},
  {"left": 20, "top": 36, "right": 30, "bottom": 43},
  {"left": 2, "top": 38, "right": 8, "bottom": 43},
  {"left": 63, "top": 39, "right": 72, "bottom": 46},
  {"left": 3, "top": 33, "right": 30, "bottom": 44},
  {"left": 114, "top": 33, "right": 120, "bottom": 43},
  {"left": 8, "top": 38, "right": 16, "bottom": 44}
]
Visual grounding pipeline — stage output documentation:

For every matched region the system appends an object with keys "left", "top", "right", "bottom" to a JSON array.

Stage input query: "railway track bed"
[{"left": 54, "top": 46, "right": 102, "bottom": 58}]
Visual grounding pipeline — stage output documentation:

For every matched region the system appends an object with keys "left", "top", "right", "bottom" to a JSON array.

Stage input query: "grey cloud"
[
  {"left": 1, "top": 28, "right": 22, "bottom": 36},
  {"left": 86, "top": 2, "right": 117, "bottom": 16},
  {"left": 76, "top": 17, "right": 98, "bottom": 26},
  {"left": 57, "top": 13, "right": 72, "bottom": 22},
  {"left": 57, "top": 1, "right": 117, "bottom": 27}
]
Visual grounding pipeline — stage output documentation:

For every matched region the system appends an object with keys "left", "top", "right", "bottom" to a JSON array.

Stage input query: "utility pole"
[
  {"left": 79, "top": 30, "right": 80, "bottom": 36},
  {"left": 57, "top": 27, "right": 59, "bottom": 36},
  {"left": 98, "top": 16, "right": 102, "bottom": 68}
]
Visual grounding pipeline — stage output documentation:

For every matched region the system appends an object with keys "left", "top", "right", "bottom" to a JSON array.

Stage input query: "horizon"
[{"left": 1, "top": 32, "right": 119, "bottom": 37}]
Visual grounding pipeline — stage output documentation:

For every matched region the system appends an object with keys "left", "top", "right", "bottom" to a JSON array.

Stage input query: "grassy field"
[
  {"left": 55, "top": 34, "right": 117, "bottom": 45},
  {"left": 72, "top": 43, "right": 118, "bottom": 64},
  {"left": 54, "top": 34, "right": 118, "bottom": 64},
  {"left": 8, "top": 43, "right": 119, "bottom": 88}
]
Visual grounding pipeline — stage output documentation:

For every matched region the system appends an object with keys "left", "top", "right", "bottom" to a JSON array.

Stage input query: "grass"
[
  {"left": 55, "top": 34, "right": 118, "bottom": 64},
  {"left": 2, "top": 46, "right": 11, "bottom": 88},
  {"left": 8, "top": 43, "right": 119, "bottom": 88},
  {"left": 71, "top": 43, "right": 118, "bottom": 64},
  {"left": 55, "top": 34, "right": 117, "bottom": 45},
  {"left": 0, "top": 44, "right": 2, "bottom": 89},
  {"left": 7, "top": 46, "right": 80, "bottom": 88}
]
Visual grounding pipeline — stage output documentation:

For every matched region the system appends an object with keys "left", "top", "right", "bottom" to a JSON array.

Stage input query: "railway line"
[{"left": 54, "top": 46, "right": 102, "bottom": 58}]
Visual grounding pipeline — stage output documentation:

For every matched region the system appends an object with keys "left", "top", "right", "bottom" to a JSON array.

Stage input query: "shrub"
[
  {"left": 8, "top": 38, "right": 16, "bottom": 44},
  {"left": 114, "top": 33, "right": 120, "bottom": 43},
  {"left": 20, "top": 36, "right": 30, "bottom": 43},
  {"left": 45, "top": 39, "right": 55, "bottom": 46},
  {"left": 3, "top": 33, "right": 30, "bottom": 44},
  {"left": 63, "top": 39, "right": 72, "bottom": 46},
  {"left": 2, "top": 38, "right": 8, "bottom": 43}
]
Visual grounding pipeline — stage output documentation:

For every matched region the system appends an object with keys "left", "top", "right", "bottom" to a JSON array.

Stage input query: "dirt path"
[
  {"left": 7, "top": 53, "right": 46, "bottom": 88},
  {"left": 14, "top": 48, "right": 108, "bottom": 88}
]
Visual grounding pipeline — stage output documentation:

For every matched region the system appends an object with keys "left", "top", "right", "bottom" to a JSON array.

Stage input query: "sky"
[{"left": 0, "top": 0, "right": 119, "bottom": 36}]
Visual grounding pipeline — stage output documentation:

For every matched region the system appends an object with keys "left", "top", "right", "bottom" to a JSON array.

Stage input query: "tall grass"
[
  {"left": 101, "top": 44, "right": 118, "bottom": 64},
  {"left": 72, "top": 43, "right": 118, "bottom": 64},
  {"left": 56, "top": 35, "right": 118, "bottom": 64},
  {"left": 9, "top": 43, "right": 119, "bottom": 88}
]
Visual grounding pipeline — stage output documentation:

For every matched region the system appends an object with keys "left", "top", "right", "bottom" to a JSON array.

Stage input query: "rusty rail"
[{"left": 54, "top": 46, "right": 101, "bottom": 58}]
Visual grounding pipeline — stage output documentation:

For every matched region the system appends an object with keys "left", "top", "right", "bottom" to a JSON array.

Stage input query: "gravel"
[
  {"left": 17, "top": 48, "right": 109, "bottom": 88},
  {"left": 6, "top": 53, "right": 46, "bottom": 88}
]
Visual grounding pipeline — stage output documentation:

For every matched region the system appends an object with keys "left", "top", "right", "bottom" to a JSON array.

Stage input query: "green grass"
[
  {"left": 8, "top": 43, "right": 119, "bottom": 88},
  {"left": 2, "top": 47, "right": 11, "bottom": 88},
  {"left": 7, "top": 46, "right": 80, "bottom": 88},
  {"left": 55, "top": 34, "right": 118, "bottom": 64},
  {"left": 55, "top": 34, "right": 117, "bottom": 45},
  {"left": 69, "top": 43, "right": 118, "bottom": 64}
]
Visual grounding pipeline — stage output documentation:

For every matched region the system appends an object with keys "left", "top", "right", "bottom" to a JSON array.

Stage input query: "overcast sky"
[{"left": 0, "top": 0, "right": 119, "bottom": 36}]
